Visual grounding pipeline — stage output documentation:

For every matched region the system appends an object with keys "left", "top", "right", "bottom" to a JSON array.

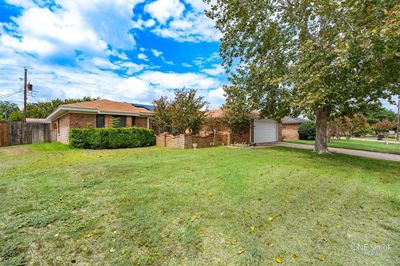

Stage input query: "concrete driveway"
[{"left": 275, "top": 142, "right": 400, "bottom": 162}]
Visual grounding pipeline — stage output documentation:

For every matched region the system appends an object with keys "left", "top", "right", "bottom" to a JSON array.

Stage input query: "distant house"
[
  {"left": 203, "top": 111, "right": 308, "bottom": 143},
  {"left": 281, "top": 117, "right": 308, "bottom": 140},
  {"left": 204, "top": 109, "right": 281, "bottom": 144},
  {"left": 46, "top": 99, "right": 153, "bottom": 144}
]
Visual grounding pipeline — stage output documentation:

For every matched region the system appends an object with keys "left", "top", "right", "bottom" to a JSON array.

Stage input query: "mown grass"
[
  {"left": 284, "top": 138, "right": 400, "bottom": 155},
  {"left": 0, "top": 143, "right": 399, "bottom": 265}
]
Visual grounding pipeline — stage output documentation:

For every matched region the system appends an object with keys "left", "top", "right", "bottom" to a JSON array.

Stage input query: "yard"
[
  {"left": 0, "top": 144, "right": 399, "bottom": 265},
  {"left": 284, "top": 138, "right": 400, "bottom": 155}
]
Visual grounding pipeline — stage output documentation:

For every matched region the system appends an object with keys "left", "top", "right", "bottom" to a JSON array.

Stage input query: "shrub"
[
  {"left": 69, "top": 127, "right": 155, "bottom": 149},
  {"left": 298, "top": 121, "right": 316, "bottom": 140}
]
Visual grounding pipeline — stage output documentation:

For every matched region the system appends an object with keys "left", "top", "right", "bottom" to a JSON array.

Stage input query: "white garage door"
[{"left": 254, "top": 119, "right": 278, "bottom": 143}]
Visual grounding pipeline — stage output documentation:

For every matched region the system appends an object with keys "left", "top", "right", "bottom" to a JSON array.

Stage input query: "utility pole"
[
  {"left": 23, "top": 67, "right": 27, "bottom": 123},
  {"left": 397, "top": 96, "right": 400, "bottom": 142}
]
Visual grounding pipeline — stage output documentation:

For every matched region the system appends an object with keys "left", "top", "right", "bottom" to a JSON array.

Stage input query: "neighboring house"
[
  {"left": 204, "top": 109, "right": 281, "bottom": 144},
  {"left": 281, "top": 117, "right": 308, "bottom": 140},
  {"left": 46, "top": 99, "right": 153, "bottom": 144}
]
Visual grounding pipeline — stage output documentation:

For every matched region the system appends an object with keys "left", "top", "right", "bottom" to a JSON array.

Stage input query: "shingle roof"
[
  {"left": 26, "top": 118, "right": 50, "bottom": 124},
  {"left": 62, "top": 99, "right": 152, "bottom": 114},
  {"left": 281, "top": 116, "right": 309, "bottom": 124},
  {"left": 207, "top": 110, "right": 308, "bottom": 124}
]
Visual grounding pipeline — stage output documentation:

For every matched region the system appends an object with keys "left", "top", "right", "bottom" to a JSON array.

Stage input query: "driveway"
[{"left": 275, "top": 142, "right": 400, "bottom": 162}]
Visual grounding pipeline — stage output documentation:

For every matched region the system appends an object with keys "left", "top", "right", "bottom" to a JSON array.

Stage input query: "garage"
[{"left": 253, "top": 119, "right": 278, "bottom": 143}]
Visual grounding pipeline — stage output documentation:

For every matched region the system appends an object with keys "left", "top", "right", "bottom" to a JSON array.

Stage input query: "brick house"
[
  {"left": 46, "top": 99, "right": 153, "bottom": 144},
  {"left": 281, "top": 117, "right": 308, "bottom": 140}
]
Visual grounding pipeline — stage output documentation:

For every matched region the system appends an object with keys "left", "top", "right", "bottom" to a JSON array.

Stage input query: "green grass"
[
  {"left": 284, "top": 138, "right": 400, "bottom": 155},
  {"left": 1, "top": 143, "right": 399, "bottom": 265}
]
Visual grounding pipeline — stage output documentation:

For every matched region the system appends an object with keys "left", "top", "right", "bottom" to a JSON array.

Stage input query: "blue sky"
[
  {"left": 0, "top": 0, "right": 398, "bottom": 112},
  {"left": 0, "top": 0, "right": 226, "bottom": 108}
]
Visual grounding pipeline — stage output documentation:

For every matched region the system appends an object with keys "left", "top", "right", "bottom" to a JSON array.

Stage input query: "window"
[
  {"left": 112, "top": 116, "right": 126, "bottom": 128},
  {"left": 132, "top": 116, "right": 136, "bottom": 126},
  {"left": 57, "top": 119, "right": 60, "bottom": 134},
  {"left": 96, "top": 115, "right": 105, "bottom": 128}
]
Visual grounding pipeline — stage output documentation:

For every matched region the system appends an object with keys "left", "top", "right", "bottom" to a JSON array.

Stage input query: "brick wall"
[
  {"left": 55, "top": 114, "right": 70, "bottom": 144},
  {"left": 70, "top": 113, "right": 96, "bottom": 129},
  {"left": 156, "top": 131, "right": 251, "bottom": 149},
  {"left": 126, "top": 116, "right": 132, "bottom": 127},
  {"left": 282, "top": 124, "right": 299, "bottom": 140},
  {"left": 156, "top": 133, "right": 192, "bottom": 149},
  {"left": 134, "top": 117, "right": 148, "bottom": 128}
]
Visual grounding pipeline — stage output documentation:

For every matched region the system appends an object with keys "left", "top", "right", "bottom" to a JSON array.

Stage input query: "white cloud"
[
  {"left": 183, "top": 0, "right": 209, "bottom": 11},
  {"left": 182, "top": 63, "right": 192, "bottom": 67},
  {"left": 5, "top": 0, "right": 36, "bottom": 8},
  {"left": 117, "top": 62, "right": 145, "bottom": 75},
  {"left": 139, "top": 71, "right": 219, "bottom": 90},
  {"left": 151, "top": 49, "right": 163, "bottom": 57},
  {"left": 137, "top": 53, "right": 149, "bottom": 61},
  {"left": 207, "top": 87, "right": 225, "bottom": 108},
  {"left": 136, "top": 0, "right": 221, "bottom": 43},
  {"left": 144, "top": 0, "right": 185, "bottom": 24},
  {"left": 201, "top": 64, "right": 225, "bottom": 76},
  {"left": 1, "top": 0, "right": 136, "bottom": 57},
  {"left": 92, "top": 57, "right": 119, "bottom": 69}
]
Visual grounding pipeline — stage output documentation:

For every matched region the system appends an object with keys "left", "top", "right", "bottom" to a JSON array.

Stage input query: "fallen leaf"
[
  {"left": 268, "top": 216, "right": 274, "bottom": 222},
  {"left": 195, "top": 226, "right": 205, "bottom": 234},
  {"left": 237, "top": 247, "right": 245, "bottom": 255},
  {"left": 318, "top": 254, "right": 326, "bottom": 261},
  {"left": 208, "top": 192, "right": 213, "bottom": 196},
  {"left": 249, "top": 226, "right": 255, "bottom": 232},
  {"left": 275, "top": 257, "right": 283, "bottom": 263}
]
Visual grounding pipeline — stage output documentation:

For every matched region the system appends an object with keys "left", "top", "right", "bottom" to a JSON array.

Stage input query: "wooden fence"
[{"left": 0, "top": 121, "right": 51, "bottom": 147}]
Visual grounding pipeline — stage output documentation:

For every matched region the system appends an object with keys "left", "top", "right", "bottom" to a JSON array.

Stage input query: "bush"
[
  {"left": 298, "top": 121, "right": 316, "bottom": 140},
  {"left": 69, "top": 127, "right": 155, "bottom": 149}
]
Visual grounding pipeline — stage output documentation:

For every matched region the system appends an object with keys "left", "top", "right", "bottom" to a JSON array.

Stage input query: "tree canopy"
[
  {"left": 0, "top": 97, "right": 98, "bottom": 121},
  {"left": 0, "top": 101, "right": 19, "bottom": 120},
  {"left": 206, "top": 0, "right": 400, "bottom": 153},
  {"left": 153, "top": 89, "right": 208, "bottom": 135}
]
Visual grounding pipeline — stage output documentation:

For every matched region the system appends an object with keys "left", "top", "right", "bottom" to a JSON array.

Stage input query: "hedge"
[
  {"left": 298, "top": 121, "right": 316, "bottom": 140},
  {"left": 69, "top": 127, "right": 155, "bottom": 149}
]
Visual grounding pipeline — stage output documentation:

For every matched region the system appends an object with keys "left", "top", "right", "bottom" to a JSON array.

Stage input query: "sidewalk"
[{"left": 275, "top": 142, "right": 400, "bottom": 162}]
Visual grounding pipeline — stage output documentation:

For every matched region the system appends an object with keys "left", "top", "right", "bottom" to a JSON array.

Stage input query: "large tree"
[
  {"left": 0, "top": 101, "right": 20, "bottom": 120},
  {"left": 26, "top": 97, "right": 98, "bottom": 118},
  {"left": 206, "top": 0, "right": 400, "bottom": 153}
]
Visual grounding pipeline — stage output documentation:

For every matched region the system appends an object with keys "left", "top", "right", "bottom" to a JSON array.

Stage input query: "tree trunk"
[{"left": 315, "top": 108, "right": 329, "bottom": 154}]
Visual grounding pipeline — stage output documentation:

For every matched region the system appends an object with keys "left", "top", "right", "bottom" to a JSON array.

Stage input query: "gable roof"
[{"left": 47, "top": 99, "right": 153, "bottom": 120}]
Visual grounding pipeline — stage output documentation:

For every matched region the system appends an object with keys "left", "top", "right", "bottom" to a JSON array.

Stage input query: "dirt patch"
[{"left": 0, "top": 147, "right": 32, "bottom": 155}]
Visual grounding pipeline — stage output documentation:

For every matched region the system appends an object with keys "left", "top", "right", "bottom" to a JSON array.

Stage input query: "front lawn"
[
  {"left": 284, "top": 138, "right": 400, "bottom": 155},
  {"left": 1, "top": 143, "right": 399, "bottom": 265}
]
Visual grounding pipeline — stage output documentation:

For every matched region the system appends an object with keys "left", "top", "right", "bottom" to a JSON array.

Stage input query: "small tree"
[
  {"left": 222, "top": 84, "right": 252, "bottom": 134},
  {"left": 298, "top": 121, "right": 316, "bottom": 140},
  {"left": 351, "top": 114, "right": 372, "bottom": 137},
  {"left": 375, "top": 119, "right": 395, "bottom": 138},
  {"left": 153, "top": 89, "right": 207, "bottom": 135}
]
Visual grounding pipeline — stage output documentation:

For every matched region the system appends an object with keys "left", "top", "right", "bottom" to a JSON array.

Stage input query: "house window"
[
  {"left": 112, "top": 116, "right": 126, "bottom": 128},
  {"left": 132, "top": 116, "right": 136, "bottom": 126},
  {"left": 96, "top": 115, "right": 105, "bottom": 128}
]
